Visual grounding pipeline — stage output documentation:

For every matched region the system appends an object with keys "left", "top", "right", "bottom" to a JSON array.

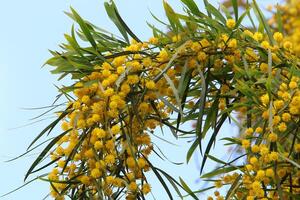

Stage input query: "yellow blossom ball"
[
  {"left": 249, "top": 157, "right": 258, "bottom": 165},
  {"left": 94, "top": 141, "right": 103, "bottom": 150},
  {"left": 281, "top": 113, "right": 291, "bottom": 122},
  {"left": 91, "top": 168, "right": 102, "bottom": 178},
  {"left": 105, "top": 154, "right": 116, "bottom": 164},
  {"left": 261, "top": 41, "right": 270, "bottom": 49},
  {"left": 242, "top": 139, "right": 250, "bottom": 149},
  {"left": 269, "top": 152, "right": 279, "bottom": 161},
  {"left": 145, "top": 80, "right": 156, "bottom": 90},
  {"left": 289, "top": 81, "right": 298, "bottom": 89},
  {"left": 273, "top": 32, "right": 283, "bottom": 42},
  {"left": 255, "top": 127, "right": 263, "bottom": 134},
  {"left": 266, "top": 168, "right": 274, "bottom": 177},
  {"left": 142, "top": 183, "right": 151, "bottom": 194},
  {"left": 268, "top": 133, "right": 278, "bottom": 142},
  {"left": 277, "top": 122, "right": 287, "bottom": 132},
  {"left": 295, "top": 143, "right": 300, "bottom": 153},
  {"left": 226, "top": 19, "right": 236, "bottom": 29},
  {"left": 251, "top": 145, "right": 260, "bottom": 153},
  {"left": 259, "top": 63, "right": 269, "bottom": 73},
  {"left": 128, "top": 182, "right": 138, "bottom": 191},
  {"left": 111, "top": 125, "right": 121, "bottom": 135},
  {"left": 260, "top": 94, "right": 269, "bottom": 106}
]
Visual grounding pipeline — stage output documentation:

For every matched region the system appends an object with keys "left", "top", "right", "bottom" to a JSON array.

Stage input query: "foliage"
[{"left": 8, "top": 0, "right": 300, "bottom": 199}]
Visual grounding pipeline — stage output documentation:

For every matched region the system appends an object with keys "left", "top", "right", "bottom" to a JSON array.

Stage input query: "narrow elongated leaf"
[
  {"left": 180, "top": 0, "right": 203, "bottom": 17},
  {"left": 225, "top": 174, "right": 242, "bottom": 200},
  {"left": 186, "top": 139, "right": 198, "bottom": 163},
  {"left": 70, "top": 7, "right": 101, "bottom": 54},
  {"left": 24, "top": 129, "right": 72, "bottom": 181},
  {"left": 179, "top": 177, "right": 199, "bottom": 200},
  {"left": 201, "top": 166, "right": 238, "bottom": 179},
  {"left": 144, "top": 157, "right": 174, "bottom": 200},
  {"left": 163, "top": 0, "right": 183, "bottom": 32},
  {"left": 27, "top": 107, "right": 71, "bottom": 150},
  {"left": 200, "top": 114, "right": 227, "bottom": 174},
  {"left": 104, "top": 1, "right": 129, "bottom": 43},
  {"left": 231, "top": 0, "right": 238, "bottom": 21},
  {"left": 205, "top": 3, "right": 226, "bottom": 24}
]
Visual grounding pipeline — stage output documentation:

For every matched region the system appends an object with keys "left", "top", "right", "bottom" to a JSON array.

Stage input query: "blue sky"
[{"left": 0, "top": 0, "right": 279, "bottom": 199}]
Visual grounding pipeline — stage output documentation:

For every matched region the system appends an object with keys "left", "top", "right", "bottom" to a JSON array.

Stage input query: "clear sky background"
[{"left": 0, "top": 0, "right": 279, "bottom": 199}]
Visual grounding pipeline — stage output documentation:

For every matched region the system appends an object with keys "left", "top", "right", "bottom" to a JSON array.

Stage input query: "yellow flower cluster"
[{"left": 33, "top": 1, "right": 300, "bottom": 199}]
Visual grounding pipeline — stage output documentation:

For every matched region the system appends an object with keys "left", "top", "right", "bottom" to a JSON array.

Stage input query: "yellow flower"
[
  {"left": 273, "top": 32, "right": 283, "bottom": 42},
  {"left": 260, "top": 94, "right": 269, "bottom": 106},
  {"left": 226, "top": 19, "right": 236, "bottom": 29},
  {"left": 94, "top": 141, "right": 103, "bottom": 150},
  {"left": 103, "top": 88, "right": 114, "bottom": 97},
  {"left": 278, "top": 122, "right": 287, "bottom": 132},
  {"left": 249, "top": 157, "right": 258, "bottom": 165},
  {"left": 149, "top": 37, "right": 158, "bottom": 45},
  {"left": 289, "top": 81, "right": 297, "bottom": 89},
  {"left": 91, "top": 168, "right": 102, "bottom": 178},
  {"left": 111, "top": 125, "right": 121, "bottom": 135},
  {"left": 142, "top": 183, "right": 151, "bottom": 194},
  {"left": 283, "top": 41, "right": 293, "bottom": 50},
  {"left": 145, "top": 80, "right": 156, "bottom": 90},
  {"left": 295, "top": 143, "right": 300, "bottom": 153},
  {"left": 255, "top": 170, "right": 265, "bottom": 181},
  {"left": 255, "top": 127, "right": 263, "bottom": 134},
  {"left": 105, "top": 154, "right": 116, "bottom": 164},
  {"left": 259, "top": 63, "right": 268, "bottom": 73},
  {"left": 126, "top": 157, "right": 136, "bottom": 169},
  {"left": 268, "top": 133, "right": 278, "bottom": 142},
  {"left": 269, "top": 152, "right": 278, "bottom": 161},
  {"left": 251, "top": 145, "right": 260, "bottom": 153},
  {"left": 214, "top": 180, "right": 223, "bottom": 188},
  {"left": 261, "top": 41, "right": 270, "bottom": 49},
  {"left": 157, "top": 49, "right": 169, "bottom": 62},
  {"left": 92, "top": 128, "right": 106, "bottom": 139},
  {"left": 253, "top": 32, "right": 263, "bottom": 41},
  {"left": 252, "top": 181, "right": 261, "bottom": 190},
  {"left": 242, "top": 139, "right": 250, "bottom": 149},
  {"left": 137, "top": 158, "right": 146, "bottom": 168},
  {"left": 245, "top": 128, "right": 254, "bottom": 136},
  {"left": 128, "top": 182, "right": 138, "bottom": 191},
  {"left": 197, "top": 51, "right": 207, "bottom": 62},
  {"left": 281, "top": 113, "right": 291, "bottom": 122},
  {"left": 80, "top": 176, "right": 90, "bottom": 185},
  {"left": 266, "top": 168, "right": 274, "bottom": 177}
]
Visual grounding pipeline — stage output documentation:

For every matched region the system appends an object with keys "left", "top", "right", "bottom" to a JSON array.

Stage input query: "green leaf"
[
  {"left": 201, "top": 166, "right": 238, "bottom": 179},
  {"left": 236, "top": 7, "right": 250, "bottom": 28},
  {"left": 24, "top": 129, "right": 72, "bottom": 181},
  {"left": 70, "top": 7, "right": 102, "bottom": 55},
  {"left": 231, "top": 0, "right": 238, "bottom": 21},
  {"left": 195, "top": 69, "right": 207, "bottom": 156},
  {"left": 225, "top": 174, "right": 242, "bottom": 200},
  {"left": 155, "top": 168, "right": 184, "bottom": 199},
  {"left": 163, "top": 0, "right": 183, "bottom": 33},
  {"left": 186, "top": 139, "right": 198, "bottom": 163},
  {"left": 180, "top": 0, "right": 203, "bottom": 17},
  {"left": 144, "top": 157, "right": 174, "bottom": 200},
  {"left": 200, "top": 114, "right": 227, "bottom": 174},
  {"left": 110, "top": 3, "right": 141, "bottom": 43},
  {"left": 104, "top": 1, "right": 129, "bottom": 43},
  {"left": 275, "top": 5, "right": 283, "bottom": 33},
  {"left": 206, "top": 154, "right": 227, "bottom": 165},
  {"left": 205, "top": 3, "right": 226, "bottom": 24},
  {"left": 26, "top": 107, "right": 71, "bottom": 150},
  {"left": 179, "top": 177, "right": 199, "bottom": 200}
]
